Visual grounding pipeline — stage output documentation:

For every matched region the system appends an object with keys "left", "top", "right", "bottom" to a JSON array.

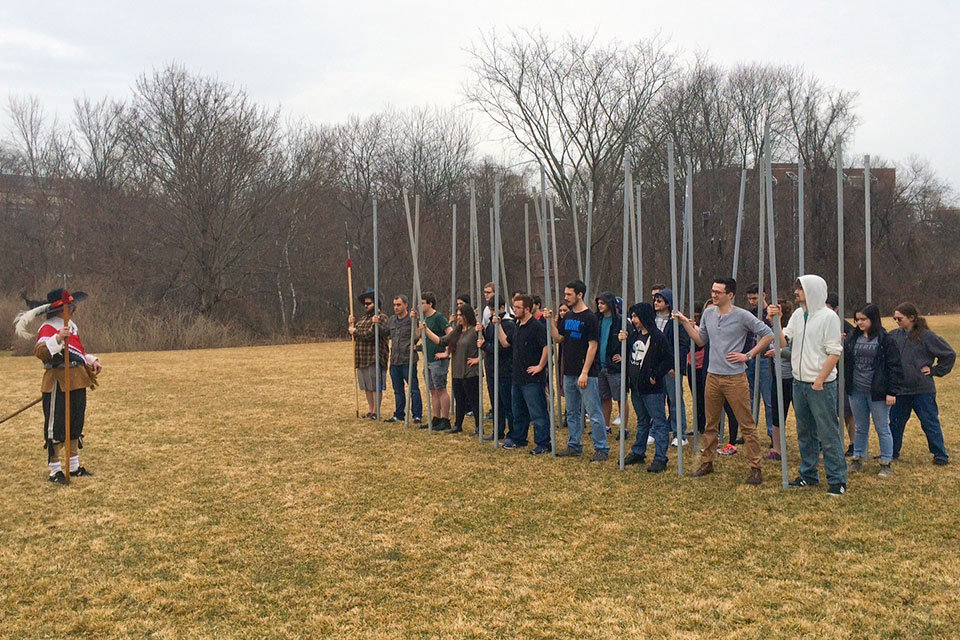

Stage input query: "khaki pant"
[{"left": 701, "top": 373, "right": 762, "bottom": 470}]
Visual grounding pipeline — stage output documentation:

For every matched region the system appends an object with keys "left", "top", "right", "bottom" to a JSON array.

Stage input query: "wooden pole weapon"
[
  {"left": 0, "top": 397, "right": 42, "bottom": 424},
  {"left": 62, "top": 288, "right": 72, "bottom": 485},
  {"left": 346, "top": 223, "right": 359, "bottom": 418}
]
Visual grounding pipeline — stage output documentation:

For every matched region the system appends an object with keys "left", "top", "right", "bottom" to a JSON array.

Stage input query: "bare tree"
[
  {"left": 124, "top": 65, "right": 287, "bottom": 314},
  {"left": 465, "top": 29, "right": 675, "bottom": 211}
]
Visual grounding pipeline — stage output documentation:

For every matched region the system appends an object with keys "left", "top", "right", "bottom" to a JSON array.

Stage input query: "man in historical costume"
[{"left": 16, "top": 289, "right": 102, "bottom": 484}]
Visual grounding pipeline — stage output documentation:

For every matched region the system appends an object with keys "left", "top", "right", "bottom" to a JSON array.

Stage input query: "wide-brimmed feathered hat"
[
  {"left": 13, "top": 288, "right": 89, "bottom": 339},
  {"left": 45, "top": 288, "right": 88, "bottom": 317}
]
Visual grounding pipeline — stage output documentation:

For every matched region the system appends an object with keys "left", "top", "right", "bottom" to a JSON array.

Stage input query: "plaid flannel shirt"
[{"left": 354, "top": 313, "right": 388, "bottom": 369}]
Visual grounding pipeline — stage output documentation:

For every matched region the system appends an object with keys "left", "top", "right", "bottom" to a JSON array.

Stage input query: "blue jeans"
[
  {"left": 848, "top": 389, "right": 893, "bottom": 463},
  {"left": 631, "top": 391, "right": 669, "bottom": 462},
  {"left": 563, "top": 375, "right": 609, "bottom": 452},
  {"left": 746, "top": 357, "right": 774, "bottom": 437},
  {"left": 389, "top": 364, "right": 422, "bottom": 420},
  {"left": 793, "top": 380, "right": 847, "bottom": 486},
  {"left": 509, "top": 382, "right": 551, "bottom": 447},
  {"left": 889, "top": 393, "right": 948, "bottom": 461},
  {"left": 662, "top": 373, "right": 687, "bottom": 438}
]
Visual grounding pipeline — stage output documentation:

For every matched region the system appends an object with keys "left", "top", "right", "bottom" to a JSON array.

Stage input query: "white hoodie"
[{"left": 782, "top": 275, "right": 842, "bottom": 383}]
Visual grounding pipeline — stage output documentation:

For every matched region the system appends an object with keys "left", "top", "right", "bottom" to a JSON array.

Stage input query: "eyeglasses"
[{"left": 710, "top": 289, "right": 727, "bottom": 296}]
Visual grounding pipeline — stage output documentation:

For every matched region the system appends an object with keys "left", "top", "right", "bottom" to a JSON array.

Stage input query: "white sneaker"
[
  {"left": 613, "top": 415, "right": 622, "bottom": 426},
  {"left": 647, "top": 435, "right": 655, "bottom": 445},
  {"left": 670, "top": 437, "right": 688, "bottom": 447}
]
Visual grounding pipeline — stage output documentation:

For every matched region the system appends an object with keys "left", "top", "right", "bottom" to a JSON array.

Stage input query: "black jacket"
[
  {"left": 482, "top": 313, "right": 515, "bottom": 377},
  {"left": 655, "top": 289, "right": 689, "bottom": 373},
  {"left": 843, "top": 328, "right": 904, "bottom": 401},
  {"left": 625, "top": 303, "right": 673, "bottom": 394}
]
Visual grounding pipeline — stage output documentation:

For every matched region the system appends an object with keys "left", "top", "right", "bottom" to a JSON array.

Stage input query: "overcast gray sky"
[{"left": 1, "top": 0, "right": 957, "bottom": 189}]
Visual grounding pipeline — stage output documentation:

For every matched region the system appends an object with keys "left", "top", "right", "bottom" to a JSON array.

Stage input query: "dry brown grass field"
[{"left": 2, "top": 315, "right": 959, "bottom": 639}]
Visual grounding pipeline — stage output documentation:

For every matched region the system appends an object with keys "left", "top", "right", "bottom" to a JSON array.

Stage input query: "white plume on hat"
[{"left": 13, "top": 303, "right": 52, "bottom": 340}]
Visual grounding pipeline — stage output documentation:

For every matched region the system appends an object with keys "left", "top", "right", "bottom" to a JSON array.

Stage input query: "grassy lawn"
[{"left": 1, "top": 316, "right": 958, "bottom": 638}]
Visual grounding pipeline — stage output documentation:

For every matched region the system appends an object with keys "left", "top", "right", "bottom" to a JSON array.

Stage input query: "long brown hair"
[
  {"left": 895, "top": 302, "right": 929, "bottom": 340},
  {"left": 777, "top": 299, "right": 794, "bottom": 329},
  {"left": 447, "top": 303, "right": 477, "bottom": 353}
]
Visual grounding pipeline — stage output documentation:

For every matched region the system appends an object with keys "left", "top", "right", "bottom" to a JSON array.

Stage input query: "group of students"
[{"left": 348, "top": 274, "right": 955, "bottom": 497}]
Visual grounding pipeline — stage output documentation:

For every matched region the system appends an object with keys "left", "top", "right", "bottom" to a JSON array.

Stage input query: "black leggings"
[
  {"left": 770, "top": 375, "right": 794, "bottom": 428},
  {"left": 452, "top": 376, "right": 481, "bottom": 431}
]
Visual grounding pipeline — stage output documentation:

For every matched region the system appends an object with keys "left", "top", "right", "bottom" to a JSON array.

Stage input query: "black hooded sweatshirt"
[{"left": 624, "top": 302, "right": 673, "bottom": 394}]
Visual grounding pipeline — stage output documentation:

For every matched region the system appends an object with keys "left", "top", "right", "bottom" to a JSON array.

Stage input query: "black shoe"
[
  {"left": 434, "top": 420, "right": 451, "bottom": 431},
  {"left": 556, "top": 447, "right": 581, "bottom": 458},
  {"left": 615, "top": 430, "right": 630, "bottom": 441},
  {"left": 623, "top": 452, "right": 645, "bottom": 466},
  {"left": 647, "top": 458, "right": 667, "bottom": 473},
  {"left": 72, "top": 467, "right": 93, "bottom": 477},
  {"left": 530, "top": 445, "right": 551, "bottom": 455},
  {"left": 827, "top": 483, "right": 846, "bottom": 497},
  {"left": 449, "top": 426, "right": 463, "bottom": 434},
  {"left": 413, "top": 418, "right": 422, "bottom": 425},
  {"left": 845, "top": 444, "right": 854, "bottom": 457},
  {"left": 592, "top": 450, "right": 609, "bottom": 462},
  {"left": 385, "top": 415, "right": 402, "bottom": 423},
  {"left": 934, "top": 457, "right": 949, "bottom": 466},
  {"left": 48, "top": 470, "right": 66, "bottom": 484},
  {"left": 735, "top": 437, "right": 745, "bottom": 445},
  {"left": 788, "top": 476, "right": 817, "bottom": 488},
  {"left": 501, "top": 439, "right": 523, "bottom": 449}
]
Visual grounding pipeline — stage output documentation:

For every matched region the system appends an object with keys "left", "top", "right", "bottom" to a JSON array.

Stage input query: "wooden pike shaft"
[
  {"left": 0, "top": 397, "right": 42, "bottom": 424},
  {"left": 346, "top": 230, "right": 359, "bottom": 418},
  {"left": 62, "top": 290, "right": 71, "bottom": 485}
]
